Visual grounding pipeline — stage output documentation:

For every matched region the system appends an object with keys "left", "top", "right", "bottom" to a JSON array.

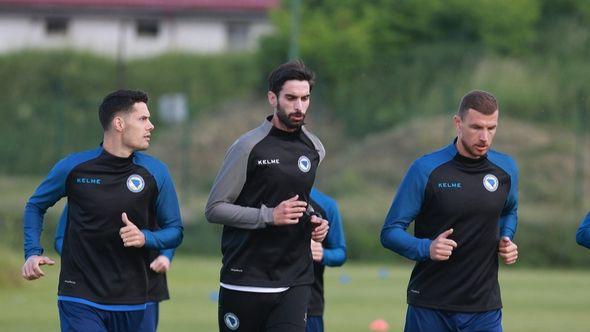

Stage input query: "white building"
[{"left": 0, "top": 0, "right": 277, "bottom": 58}]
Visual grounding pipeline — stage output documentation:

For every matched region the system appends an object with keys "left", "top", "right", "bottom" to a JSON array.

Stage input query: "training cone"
[{"left": 369, "top": 318, "right": 390, "bottom": 332}]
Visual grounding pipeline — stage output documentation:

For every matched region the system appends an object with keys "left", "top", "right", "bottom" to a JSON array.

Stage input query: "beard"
[
  {"left": 276, "top": 101, "right": 305, "bottom": 130},
  {"left": 459, "top": 137, "right": 488, "bottom": 158}
]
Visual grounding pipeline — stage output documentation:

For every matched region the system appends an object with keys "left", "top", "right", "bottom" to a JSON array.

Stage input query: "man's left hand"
[
  {"left": 120, "top": 212, "right": 146, "bottom": 248},
  {"left": 150, "top": 255, "right": 171, "bottom": 273},
  {"left": 311, "top": 215, "right": 329, "bottom": 242},
  {"left": 498, "top": 236, "right": 518, "bottom": 265}
]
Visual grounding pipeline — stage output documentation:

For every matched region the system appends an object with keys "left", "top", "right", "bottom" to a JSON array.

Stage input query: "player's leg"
[
  {"left": 404, "top": 304, "right": 453, "bottom": 332},
  {"left": 58, "top": 300, "right": 108, "bottom": 332},
  {"left": 106, "top": 309, "right": 146, "bottom": 332},
  {"left": 218, "top": 287, "right": 274, "bottom": 332},
  {"left": 266, "top": 285, "right": 310, "bottom": 332},
  {"left": 305, "top": 315, "right": 324, "bottom": 332},
  {"left": 454, "top": 309, "right": 502, "bottom": 332},
  {"left": 137, "top": 302, "right": 159, "bottom": 332}
]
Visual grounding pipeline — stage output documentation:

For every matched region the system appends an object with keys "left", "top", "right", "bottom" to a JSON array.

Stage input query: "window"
[
  {"left": 227, "top": 22, "right": 250, "bottom": 51},
  {"left": 136, "top": 20, "right": 159, "bottom": 38},
  {"left": 45, "top": 17, "right": 68, "bottom": 36}
]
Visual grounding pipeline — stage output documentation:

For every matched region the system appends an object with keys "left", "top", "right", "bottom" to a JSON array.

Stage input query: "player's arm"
[
  {"left": 23, "top": 159, "right": 69, "bottom": 279},
  {"left": 576, "top": 212, "right": 590, "bottom": 248},
  {"left": 499, "top": 161, "right": 519, "bottom": 239},
  {"left": 321, "top": 199, "right": 347, "bottom": 267},
  {"left": 380, "top": 162, "right": 433, "bottom": 262},
  {"left": 140, "top": 166, "right": 184, "bottom": 250},
  {"left": 205, "top": 141, "right": 277, "bottom": 229},
  {"left": 498, "top": 160, "right": 519, "bottom": 264}
]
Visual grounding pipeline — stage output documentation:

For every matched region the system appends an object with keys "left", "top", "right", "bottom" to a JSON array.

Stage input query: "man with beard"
[
  {"left": 380, "top": 90, "right": 519, "bottom": 332},
  {"left": 206, "top": 59, "right": 329, "bottom": 332}
]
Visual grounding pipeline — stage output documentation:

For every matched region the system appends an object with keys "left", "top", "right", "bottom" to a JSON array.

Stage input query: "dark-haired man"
[
  {"left": 22, "top": 90, "right": 183, "bottom": 332},
  {"left": 206, "top": 59, "right": 329, "bottom": 332},
  {"left": 381, "top": 90, "right": 519, "bottom": 332}
]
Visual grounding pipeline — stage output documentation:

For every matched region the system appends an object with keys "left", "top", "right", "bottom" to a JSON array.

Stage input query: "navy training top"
[{"left": 381, "top": 140, "right": 518, "bottom": 312}]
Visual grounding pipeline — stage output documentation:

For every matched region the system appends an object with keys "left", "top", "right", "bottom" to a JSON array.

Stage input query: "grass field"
[{"left": 1, "top": 255, "right": 590, "bottom": 331}]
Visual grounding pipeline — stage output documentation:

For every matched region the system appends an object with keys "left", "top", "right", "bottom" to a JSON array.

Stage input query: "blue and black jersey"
[
  {"left": 54, "top": 204, "right": 174, "bottom": 303},
  {"left": 381, "top": 140, "right": 518, "bottom": 312},
  {"left": 307, "top": 188, "right": 347, "bottom": 317},
  {"left": 24, "top": 146, "right": 183, "bottom": 306},
  {"left": 205, "top": 116, "right": 325, "bottom": 288}
]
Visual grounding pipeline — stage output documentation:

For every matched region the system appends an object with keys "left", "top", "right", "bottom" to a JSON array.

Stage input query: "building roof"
[{"left": 0, "top": 0, "right": 278, "bottom": 12}]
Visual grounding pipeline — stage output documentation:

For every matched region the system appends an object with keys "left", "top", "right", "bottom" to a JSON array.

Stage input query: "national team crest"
[
  {"left": 224, "top": 312, "right": 240, "bottom": 330},
  {"left": 126, "top": 174, "right": 145, "bottom": 193},
  {"left": 298, "top": 156, "right": 311, "bottom": 173},
  {"left": 483, "top": 174, "right": 498, "bottom": 192}
]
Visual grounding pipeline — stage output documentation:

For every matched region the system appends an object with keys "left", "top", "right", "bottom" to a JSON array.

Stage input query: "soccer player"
[
  {"left": 54, "top": 205, "right": 174, "bottom": 332},
  {"left": 307, "top": 187, "right": 347, "bottom": 332},
  {"left": 22, "top": 90, "right": 183, "bottom": 332},
  {"left": 205, "top": 59, "right": 329, "bottom": 332},
  {"left": 576, "top": 213, "right": 590, "bottom": 248},
  {"left": 380, "top": 90, "right": 519, "bottom": 332}
]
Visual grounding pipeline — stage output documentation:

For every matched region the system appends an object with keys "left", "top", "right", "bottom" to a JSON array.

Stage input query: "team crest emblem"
[
  {"left": 483, "top": 174, "right": 498, "bottom": 192},
  {"left": 224, "top": 312, "right": 240, "bottom": 330},
  {"left": 126, "top": 174, "right": 145, "bottom": 193},
  {"left": 298, "top": 156, "right": 311, "bottom": 173}
]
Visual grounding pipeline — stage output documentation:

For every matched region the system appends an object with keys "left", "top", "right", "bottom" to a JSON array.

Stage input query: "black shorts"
[{"left": 218, "top": 285, "right": 311, "bottom": 332}]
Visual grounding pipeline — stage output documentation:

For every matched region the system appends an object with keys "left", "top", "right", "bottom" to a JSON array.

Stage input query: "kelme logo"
[
  {"left": 483, "top": 174, "right": 499, "bottom": 192},
  {"left": 126, "top": 174, "right": 145, "bottom": 193}
]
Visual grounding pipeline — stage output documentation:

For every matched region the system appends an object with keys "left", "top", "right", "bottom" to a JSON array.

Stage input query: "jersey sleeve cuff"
[
  {"left": 417, "top": 238, "right": 432, "bottom": 261},
  {"left": 260, "top": 205, "right": 274, "bottom": 226},
  {"left": 142, "top": 230, "right": 156, "bottom": 248}
]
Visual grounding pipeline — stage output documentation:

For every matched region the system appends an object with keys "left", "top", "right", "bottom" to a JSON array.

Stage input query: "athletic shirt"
[
  {"left": 381, "top": 140, "right": 518, "bottom": 312},
  {"left": 54, "top": 205, "right": 173, "bottom": 304},
  {"left": 307, "top": 188, "right": 347, "bottom": 317},
  {"left": 205, "top": 116, "right": 325, "bottom": 288},
  {"left": 23, "top": 147, "right": 183, "bottom": 306}
]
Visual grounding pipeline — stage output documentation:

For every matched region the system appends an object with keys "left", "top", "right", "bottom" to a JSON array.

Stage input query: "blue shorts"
[
  {"left": 58, "top": 300, "right": 145, "bottom": 332},
  {"left": 404, "top": 305, "right": 502, "bottom": 332},
  {"left": 306, "top": 315, "right": 324, "bottom": 332},
  {"left": 137, "top": 302, "right": 159, "bottom": 332}
]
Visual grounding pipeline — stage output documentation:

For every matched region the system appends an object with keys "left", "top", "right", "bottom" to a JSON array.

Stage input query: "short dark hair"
[
  {"left": 268, "top": 59, "right": 315, "bottom": 96},
  {"left": 98, "top": 90, "right": 148, "bottom": 130},
  {"left": 458, "top": 90, "right": 498, "bottom": 119}
]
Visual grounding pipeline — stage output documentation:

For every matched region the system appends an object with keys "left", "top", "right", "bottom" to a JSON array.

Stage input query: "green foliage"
[
  {"left": 259, "top": 0, "right": 590, "bottom": 137},
  {"left": 0, "top": 51, "right": 258, "bottom": 174}
]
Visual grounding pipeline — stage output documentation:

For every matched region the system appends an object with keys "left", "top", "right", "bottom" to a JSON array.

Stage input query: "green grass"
[{"left": 1, "top": 254, "right": 590, "bottom": 331}]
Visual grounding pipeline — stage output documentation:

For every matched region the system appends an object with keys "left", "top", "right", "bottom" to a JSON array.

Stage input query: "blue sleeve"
[
  {"left": 54, "top": 205, "right": 68, "bottom": 255},
  {"left": 380, "top": 161, "right": 432, "bottom": 262},
  {"left": 314, "top": 193, "right": 346, "bottom": 267},
  {"left": 159, "top": 248, "right": 175, "bottom": 262},
  {"left": 576, "top": 212, "right": 590, "bottom": 249},
  {"left": 490, "top": 153, "right": 519, "bottom": 239},
  {"left": 136, "top": 156, "right": 183, "bottom": 250},
  {"left": 23, "top": 158, "right": 70, "bottom": 260}
]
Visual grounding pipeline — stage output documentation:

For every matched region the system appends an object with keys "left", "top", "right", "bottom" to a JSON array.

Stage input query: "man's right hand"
[
  {"left": 430, "top": 229, "right": 457, "bottom": 261},
  {"left": 21, "top": 255, "right": 55, "bottom": 280},
  {"left": 272, "top": 195, "right": 308, "bottom": 226}
]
